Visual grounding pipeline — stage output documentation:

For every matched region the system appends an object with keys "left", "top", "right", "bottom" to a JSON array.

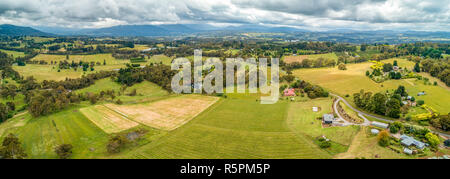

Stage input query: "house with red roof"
[{"left": 283, "top": 88, "right": 296, "bottom": 96}]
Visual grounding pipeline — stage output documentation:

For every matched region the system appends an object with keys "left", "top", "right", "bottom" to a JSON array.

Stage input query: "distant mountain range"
[
  {"left": 1, "top": 24, "right": 449, "bottom": 44},
  {"left": 0, "top": 24, "right": 52, "bottom": 36},
  {"left": 32, "top": 24, "right": 308, "bottom": 36}
]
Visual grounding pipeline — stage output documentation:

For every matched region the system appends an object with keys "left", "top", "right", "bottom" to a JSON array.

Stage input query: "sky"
[{"left": 0, "top": 0, "right": 449, "bottom": 31}]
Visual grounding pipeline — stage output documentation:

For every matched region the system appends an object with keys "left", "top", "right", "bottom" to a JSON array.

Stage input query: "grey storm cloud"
[{"left": 0, "top": 0, "right": 448, "bottom": 30}]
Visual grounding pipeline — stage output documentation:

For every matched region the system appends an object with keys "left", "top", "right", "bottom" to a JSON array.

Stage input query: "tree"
[
  {"left": 0, "top": 103, "right": 9, "bottom": 122},
  {"left": 417, "top": 100, "right": 425, "bottom": 106},
  {"left": 371, "top": 93, "right": 387, "bottom": 115},
  {"left": 338, "top": 63, "right": 347, "bottom": 70},
  {"left": 389, "top": 121, "right": 403, "bottom": 133},
  {"left": 54, "top": 144, "right": 73, "bottom": 159},
  {"left": 425, "top": 133, "right": 440, "bottom": 148},
  {"left": 106, "top": 135, "right": 129, "bottom": 154},
  {"left": 377, "top": 130, "right": 390, "bottom": 147},
  {"left": 103, "top": 59, "right": 106, "bottom": 65},
  {"left": 383, "top": 63, "right": 393, "bottom": 72},
  {"left": 414, "top": 62, "right": 420, "bottom": 72},
  {"left": 393, "top": 60, "right": 398, "bottom": 67},
  {"left": 394, "top": 85, "right": 408, "bottom": 97},
  {"left": 386, "top": 99, "right": 401, "bottom": 118},
  {"left": 0, "top": 133, "right": 27, "bottom": 159}
]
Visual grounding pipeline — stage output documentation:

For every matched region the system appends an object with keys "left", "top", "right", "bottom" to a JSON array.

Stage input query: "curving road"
[{"left": 330, "top": 93, "right": 450, "bottom": 138}]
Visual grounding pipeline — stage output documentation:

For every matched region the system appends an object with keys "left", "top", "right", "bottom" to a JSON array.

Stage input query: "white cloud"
[{"left": 0, "top": 0, "right": 448, "bottom": 31}]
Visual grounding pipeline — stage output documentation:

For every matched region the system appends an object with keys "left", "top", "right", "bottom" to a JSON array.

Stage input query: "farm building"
[
  {"left": 323, "top": 114, "right": 334, "bottom": 124},
  {"left": 371, "top": 129, "right": 380, "bottom": 135},
  {"left": 403, "top": 148, "right": 413, "bottom": 155},
  {"left": 400, "top": 135, "right": 426, "bottom": 149},
  {"left": 312, "top": 107, "right": 319, "bottom": 112},
  {"left": 371, "top": 121, "right": 389, "bottom": 129},
  {"left": 418, "top": 92, "right": 426, "bottom": 96},
  {"left": 283, "top": 88, "right": 296, "bottom": 96}
]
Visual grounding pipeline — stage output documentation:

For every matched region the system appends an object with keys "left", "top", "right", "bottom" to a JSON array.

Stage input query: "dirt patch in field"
[
  {"left": 284, "top": 55, "right": 309, "bottom": 64},
  {"left": 80, "top": 105, "right": 139, "bottom": 133},
  {"left": 104, "top": 95, "right": 219, "bottom": 130}
]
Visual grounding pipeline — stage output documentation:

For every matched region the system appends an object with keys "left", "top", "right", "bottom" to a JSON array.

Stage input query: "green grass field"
[
  {"left": 0, "top": 49, "right": 26, "bottom": 58},
  {"left": 76, "top": 78, "right": 122, "bottom": 94},
  {"left": 149, "top": 55, "right": 173, "bottom": 65},
  {"left": 117, "top": 94, "right": 334, "bottom": 159},
  {"left": 31, "top": 54, "right": 127, "bottom": 65},
  {"left": 294, "top": 58, "right": 450, "bottom": 114}
]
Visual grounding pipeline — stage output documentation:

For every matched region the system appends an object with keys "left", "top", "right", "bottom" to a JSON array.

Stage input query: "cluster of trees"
[
  {"left": 57, "top": 60, "right": 104, "bottom": 71},
  {"left": 420, "top": 59, "right": 450, "bottom": 86},
  {"left": 289, "top": 80, "right": 329, "bottom": 99},
  {"left": 112, "top": 50, "right": 142, "bottom": 59},
  {"left": 284, "top": 57, "right": 337, "bottom": 70},
  {"left": 116, "top": 64, "right": 176, "bottom": 91},
  {"left": 353, "top": 86, "right": 408, "bottom": 118},
  {"left": 0, "top": 133, "right": 27, "bottom": 159},
  {"left": 430, "top": 113, "right": 450, "bottom": 131}
]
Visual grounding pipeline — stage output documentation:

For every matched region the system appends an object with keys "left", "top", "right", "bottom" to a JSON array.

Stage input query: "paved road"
[{"left": 330, "top": 93, "right": 450, "bottom": 138}]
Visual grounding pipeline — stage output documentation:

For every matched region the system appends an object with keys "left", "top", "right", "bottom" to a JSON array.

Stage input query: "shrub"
[
  {"left": 106, "top": 135, "right": 129, "bottom": 154},
  {"left": 377, "top": 130, "right": 390, "bottom": 147},
  {"left": 417, "top": 100, "right": 425, "bottom": 106},
  {"left": 54, "top": 144, "right": 73, "bottom": 159}
]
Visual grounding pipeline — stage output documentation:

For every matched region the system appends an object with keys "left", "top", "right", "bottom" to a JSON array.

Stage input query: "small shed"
[
  {"left": 371, "top": 129, "right": 380, "bottom": 135},
  {"left": 371, "top": 121, "right": 389, "bottom": 129},
  {"left": 404, "top": 148, "right": 413, "bottom": 155},
  {"left": 312, "top": 107, "right": 319, "bottom": 112},
  {"left": 323, "top": 114, "right": 334, "bottom": 124}
]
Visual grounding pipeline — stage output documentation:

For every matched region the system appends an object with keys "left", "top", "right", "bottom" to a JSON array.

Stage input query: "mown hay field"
[{"left": 105, "top": 95, "right": 219, "bottom": 131}]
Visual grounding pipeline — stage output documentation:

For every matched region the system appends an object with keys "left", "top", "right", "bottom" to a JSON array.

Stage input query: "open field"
[
  {"left": 119, "top": 44, "right": 150, "bottom": 51},
  {"left": 294, "top": 58, "right": 450, "bottom": 114},
  {"left": 13, "top": 63, "right": 126, "bottom": 82},
  {"left": 287, "top": 98, "right": 360, "bottom": 146},
  {"left": 118, "top": 81, "right": 170, "bottom": 103},
  {"left": 120, "top": 94, "right": 331, "bottom": 159},
  {"left": 149, "top": 55, "right": 173, "bottom": 65},
  {"left": 283, "top": 53, "right": 338, "bottom": 64},
  {"left": 105, "top": 95, "right": 219, "bottom": 130},
  {"left": 0, "top": 49, "right": 26, "bottom": 58},
  {"left": 76, "top": 78, "right": 122, "bottom": 94},
  {"left": 31, "top": 54, "right": 128, "bottom": 65},
  {"left": 1, "top": 106, "right": 110, "bottom": 158},
  {"left": 80, "top": 105, "right": 139, "bottom": 133}
]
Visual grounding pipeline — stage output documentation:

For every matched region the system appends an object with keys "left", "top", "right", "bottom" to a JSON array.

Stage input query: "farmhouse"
[
  {"left": 371, "top": 121, "right": 389, "bottom": 129},
  {"left": 284, "top": 88, "right": 296, "bottom": 96},
  {"left": 323, "top": 114, "right": 334, "bottom": 124},
  {"left": 400, "top": 134, "right": 426, "bottom": 149}
]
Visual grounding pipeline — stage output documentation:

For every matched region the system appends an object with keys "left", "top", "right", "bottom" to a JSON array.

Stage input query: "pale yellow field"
[
  {"left": 80, "top": 105, "right": 139, "bottom": 133},
  {"left": 104, "top": 95, "right": 219, "bottom": 131}
]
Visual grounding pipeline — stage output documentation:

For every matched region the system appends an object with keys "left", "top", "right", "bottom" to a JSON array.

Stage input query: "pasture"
[
  {"left": 283, "top": 53, "right": 338, "bottom": 64},
  {"left": 13, "top": 63, "right": 126, "bottom": 82},
  {"left": 0, "top": 49, "right": 26, "bottom": 58},
  {"left": 1, "top": 107, "right": 110, "bottom": 159},
  {"left": 31, "top": 54, "right": 127, "bottom": 65},
  {"left": 294, "top": 58, "right": 450, "bottom": 114},
  {"left": 149, "top": 55, "right": 173, "bottom": 65},
  {"left": 286, "top": 98, "right": 360, "bottom": 146},
  {"left": 118, "top": 94, "right": 332, "bottom": 159},
  {"left": 105, "top": 95, "right": 219, "bottom": 131}
]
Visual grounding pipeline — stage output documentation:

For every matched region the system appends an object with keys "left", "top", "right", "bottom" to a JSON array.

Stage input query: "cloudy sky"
[{"left": 0, "top": 0, "right": 449, "bottom": 31}]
